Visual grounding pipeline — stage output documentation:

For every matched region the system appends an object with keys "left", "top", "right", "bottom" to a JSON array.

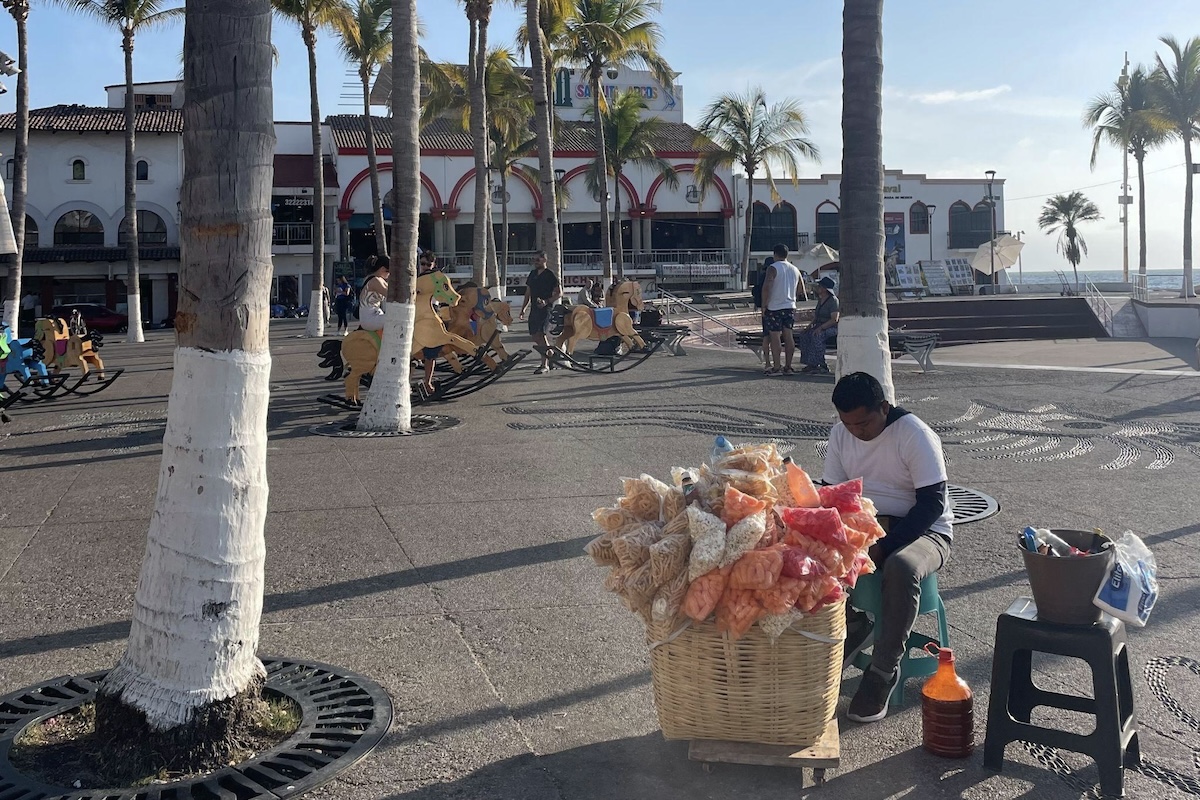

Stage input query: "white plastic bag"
[{"left": 1093, "top": 532, "right": 1158, "bottom": 627}]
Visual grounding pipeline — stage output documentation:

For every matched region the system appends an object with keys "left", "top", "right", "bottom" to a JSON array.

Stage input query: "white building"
[
  {"left": 0, "top": 81, "right": 338, "bottom": 322},
  {"left": 734, "top": 170, "right": 1008, "bottom": 271},
  {"left": 346, "top": 66, "right": 737, "bottom": 291}
]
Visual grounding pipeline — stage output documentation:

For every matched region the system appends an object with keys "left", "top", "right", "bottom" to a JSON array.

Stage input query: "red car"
[{"left": 50, "top": 304, "right": 129, "bottom": 333}]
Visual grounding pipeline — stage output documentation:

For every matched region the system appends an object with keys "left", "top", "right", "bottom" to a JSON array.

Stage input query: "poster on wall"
[{"left": 884, "top": 212, "right": 906, "bottom": 269}]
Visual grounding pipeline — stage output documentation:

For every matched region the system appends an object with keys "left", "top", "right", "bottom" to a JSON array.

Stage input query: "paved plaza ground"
[{"left": 2, "top": 321, "right": 1198, "bottom": 799}]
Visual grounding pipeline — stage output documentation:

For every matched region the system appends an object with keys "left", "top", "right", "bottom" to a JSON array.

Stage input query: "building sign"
[
  {"left": 884, "top": 212, "right": 906, "bottom": 267},
  {"left": 553, "top": 67, "right": 677, "bottom": 112},
  {"left": 283, "top": 196, "right": 313, "bottom": 207},
  {"left": 576, "top": 83, "right": 658, "bottom": 101}
]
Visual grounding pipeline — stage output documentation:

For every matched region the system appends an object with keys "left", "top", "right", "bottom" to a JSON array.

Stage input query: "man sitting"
[{"left": 822, "top": 372, "right": 953, "bottom": 723}]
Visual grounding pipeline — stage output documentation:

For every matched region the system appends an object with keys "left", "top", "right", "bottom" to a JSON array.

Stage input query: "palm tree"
[
  {"left": 357, "top": 0, "right": 418, "bottom": 431},
  {"left": 586, "top": 88, "right": 676, "bottom": 277},
  {"left": 94, "top": 0, "right": 275, "bottom": 766},
  {"left": 423, "top": 46, "right": 530, "bottom": 287},
  {"left": 1149, "top": 35, "right": 1200, "bottom": 298},
  {"left": 1, "top": 0, "right": 30, "bottom": 335},
  {"left": 1085, "top": 65, "right": 1167, "bottom": 277},
  {"left": 1038, "top": 191, "right": 1102, "bottom": 294},
  {"left": 460, "top": 0, "right": 495, "bottom": 286},
  {"left": 693, "top": 87, "right": 819, "bottom": 286},
  {"left": 332, "top": 0, "right": 392, "bottom": 263},
  {"left": 67, "top": 0, "right": 183, "bottom": 343},
  {"left": 561, "top": 0, "right": 672, "bottom": 281},
  {"left": 491, "top": 128, "right": 537, "bottom": 292},
  {"left": 836, "top": 0, "right": 892, "bottom": 397},
  {"left": 273, "top": 0, "right": 349, "bottom": 338},
  {"left": 521, "top": 0, "right": 570, "bottom": 279}
]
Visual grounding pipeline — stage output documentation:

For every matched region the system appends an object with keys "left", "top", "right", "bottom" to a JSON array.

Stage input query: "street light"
[
  {"left": 985, "top": 170, "right": 997, "bottom": 294},
  {"left": 1016, "top": 230, "right": 1025, "bottom": 284},
  {"left": 926, "top": 204, "right": 937, "bottom": 263},
  {"left": 553, "top": 168, "right": 566, "bottom": 273}
]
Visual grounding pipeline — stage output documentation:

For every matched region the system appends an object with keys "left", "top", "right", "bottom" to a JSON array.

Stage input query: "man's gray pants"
[{"left": 869, "top": 532, "right": 952, "bottom": 676}]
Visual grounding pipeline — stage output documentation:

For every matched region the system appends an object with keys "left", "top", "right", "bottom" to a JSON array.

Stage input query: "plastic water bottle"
[
  {"left": 921, "top": 645, "right": 974, "bottom": 758},
  {"left": 711, "top": 435, "right": 735, "bottom": 462}
]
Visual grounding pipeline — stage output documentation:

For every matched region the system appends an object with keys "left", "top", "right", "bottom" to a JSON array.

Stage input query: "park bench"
[
  {"left": 706, "top": 291, "right": 755, "bottom": 310},
  {"left": 636, "top": 323, "right": 690, "bottom": 356},
  {"left": 735, "top": 328, "right": 940, "bottom": 373}
]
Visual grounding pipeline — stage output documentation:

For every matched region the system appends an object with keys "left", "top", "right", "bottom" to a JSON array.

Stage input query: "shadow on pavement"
[{"left": 0, "top": 535, "right": 595, "bottom": 660}]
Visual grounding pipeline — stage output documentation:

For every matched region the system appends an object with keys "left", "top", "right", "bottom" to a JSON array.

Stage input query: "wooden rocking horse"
[
  {"left": 35, "top": 317, "right": 105, "bottom": 377},
  {"left": 338, "top": 269, "right": 478, "bottom": 404},
  {"left": 554, "top": 278, "right": 647, "bottom": 355},
  {"left": 444, "top": 283, "right": 514, "bottom": 370}
]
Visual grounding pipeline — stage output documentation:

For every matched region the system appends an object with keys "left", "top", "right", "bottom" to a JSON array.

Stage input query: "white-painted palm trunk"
[
  {"left": 102, "top": 347, "right": 269, "bottom": 729},
  {"left": 835, "top": 314, "right": 895, "bottom": 404},
  {"left": 126, "top": 293, "right": 145, "bottom": 342},
  {"left": 0, "top": 176, "right": 17, "bottom": 332},
  {"left": 304, "top": 289, "right": 325, "bottom": 337},
  {"left": 357, "top": 303, "right": 415, "bottom": 432}
]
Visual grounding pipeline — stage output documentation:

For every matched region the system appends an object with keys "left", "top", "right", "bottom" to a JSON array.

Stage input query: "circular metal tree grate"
[
  {"left": 0, "top": 657, "right": 392, "bottom": 799},
  {"left": 310, "top": 413, "right": 460, "bottom": 438},
  {"left": 947, "top": 484, "right": 1000, "bottom": 525}
]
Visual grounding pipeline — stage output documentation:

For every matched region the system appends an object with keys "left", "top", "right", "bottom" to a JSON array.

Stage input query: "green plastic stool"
[{"left": 849, "top": 571, "right": 950, "bottom": 707}]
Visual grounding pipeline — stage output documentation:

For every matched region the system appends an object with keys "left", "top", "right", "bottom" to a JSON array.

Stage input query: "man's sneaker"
[
  {"left": 846, "top": 666, "right": 899, "bottom": 723},
  {"left": 533, "top": 365, "right": 547, "bottom": 375},
  {"left": 842, "top": 614, "right": 873, "bottom": 669}
]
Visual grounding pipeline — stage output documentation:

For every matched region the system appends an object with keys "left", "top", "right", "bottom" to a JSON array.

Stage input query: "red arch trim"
[
  {"left": 556, "top": 165, "right": 641, "bottom": 209},
  {"left": 339, "top": 163, "right": 443, "bottom": 212},
  {"left": 645, "top": 164, "right": 732, "bottom": 211},
  {"left": 447, "top": 167, "right": 544, "bottom": 212}
]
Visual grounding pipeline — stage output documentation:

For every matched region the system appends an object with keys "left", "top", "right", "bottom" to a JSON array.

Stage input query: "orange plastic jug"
[{"left": 921, "top": 644, "right": 974, "bottom": 758}]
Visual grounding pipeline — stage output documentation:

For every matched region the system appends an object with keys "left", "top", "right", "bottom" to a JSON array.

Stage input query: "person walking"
[
  {"left": 333, "top": 276, "right": 354, "bottom": 335},
  {"left": 759, "top": 244, "right": 803, "bottom": 375},
  {"left": 796, "top": 276, "right": 840, "bottom": 374},
  {"left": 19, "top": 291, "right": 37, "bottom": 327},
  {"left": 519, "top": 251, "right": 561, "bottom": 374}
]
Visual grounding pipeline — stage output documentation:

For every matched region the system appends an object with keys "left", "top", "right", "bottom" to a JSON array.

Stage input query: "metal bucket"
[{"left": 1020, "top": 529, "right": 1113, "bottom": 625}]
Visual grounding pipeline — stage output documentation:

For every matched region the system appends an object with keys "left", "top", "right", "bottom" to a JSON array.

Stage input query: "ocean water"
[{"left": 1014, "top": 270, "right": 1186, "bottom": 290}]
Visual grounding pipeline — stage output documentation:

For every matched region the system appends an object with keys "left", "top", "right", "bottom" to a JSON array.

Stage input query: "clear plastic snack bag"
[{"left": 1093, "top": 531, "right": 1158, "bottom": 628}]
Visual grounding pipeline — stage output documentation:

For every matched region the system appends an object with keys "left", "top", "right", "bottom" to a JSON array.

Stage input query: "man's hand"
[{"left": 535, "top": 298, "right": 546, "bottom": 307}]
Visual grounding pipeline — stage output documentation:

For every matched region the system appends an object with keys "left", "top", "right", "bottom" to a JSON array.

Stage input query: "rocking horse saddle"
[{"left": 593, "top": 307, "right": 615, "bottom": 328}]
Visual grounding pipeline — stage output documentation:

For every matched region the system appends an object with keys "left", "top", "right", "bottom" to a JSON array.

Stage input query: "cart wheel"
[
  {"left": 812, "top": 768, "right": 826, "bottom": 786},
  {"left": 701, "top": 762, "right": 713, "bottom": 773}
]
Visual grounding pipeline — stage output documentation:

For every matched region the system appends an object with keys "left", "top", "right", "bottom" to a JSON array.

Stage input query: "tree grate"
[
  {"left": 0, "top": 657, "right": 393, "bottom": 800},
  {"left": 309, "top": 413, "right": 460, "bottom": 438},
  {"left": 946, "top": 485, "right": 1000, "bottom": 525}
]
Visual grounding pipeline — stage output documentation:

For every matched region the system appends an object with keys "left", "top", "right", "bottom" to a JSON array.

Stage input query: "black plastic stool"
[{"left": 984, "top": 597, "right": 1140, "bottom": 797}]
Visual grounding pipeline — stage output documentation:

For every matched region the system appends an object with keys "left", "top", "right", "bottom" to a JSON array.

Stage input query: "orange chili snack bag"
[
  {"left": 716, "top": 587, "right": 765, "bottom": 640},
  {"left": 682, "top": 566, "right": 731, "bottom": 622},
  {"left": 729, "top": 547, "right": 784, "bottom": 591},
  {"left": 785, "top": 461, "right": 821, "bottom": 508},
  {"left": 720, "top": 485, "right": 768, "bottom": 528}
]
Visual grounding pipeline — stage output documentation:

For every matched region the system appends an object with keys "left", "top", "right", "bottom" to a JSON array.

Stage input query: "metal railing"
[
  {"left": 655, "top": 288, "right": 749, "bottom": 349},
  {"left": 1132, "top": 274, "right": 1149, "bottom": 301},
  {"left": 1082, "top": 274, "right": 1115, "bottom": 336},
  {"left": 273, "top": 223, "right": 314, "bottom": 246}
]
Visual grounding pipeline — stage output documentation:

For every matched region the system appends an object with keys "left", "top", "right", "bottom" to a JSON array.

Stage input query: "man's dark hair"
[
  {"left": 773, "top": 244, "right": 789, "bottom": 259},
  {"left": 533, "top": 250, "right": 546, "bottom": 259},
  {"left": 375, "top": 255, "right": 390, "bottom": 269},
  {"left": 832, "top": 372, "right": 886, "bottom": 413}
]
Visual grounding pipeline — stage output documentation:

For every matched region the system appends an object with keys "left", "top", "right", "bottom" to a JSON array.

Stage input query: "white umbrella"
[
  {"left": 796, "top": 243, "right": 839, "bottom": 274},
  {"left": 970, "top": 234, "right": 1024, "bottom": 275}
]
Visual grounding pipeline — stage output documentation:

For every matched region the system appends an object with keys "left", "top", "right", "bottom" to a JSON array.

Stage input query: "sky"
[{"left": 3, "top": 0, "right": 1199, "bottom": 274}]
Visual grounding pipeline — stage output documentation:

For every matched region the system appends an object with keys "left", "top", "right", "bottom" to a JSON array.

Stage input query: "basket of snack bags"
[{"left": 585, "top": 439, "right": 885, "bottom": 747}]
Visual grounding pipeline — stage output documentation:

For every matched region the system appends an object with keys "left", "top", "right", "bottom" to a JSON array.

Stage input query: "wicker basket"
[{"left": 649, "top": 600, "right": 846, "bottom": 746}]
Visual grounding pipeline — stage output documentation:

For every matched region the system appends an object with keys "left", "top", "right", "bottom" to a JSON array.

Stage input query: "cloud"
[{"left": 893, "top": 85, "right": 1013, "bottom": 105}]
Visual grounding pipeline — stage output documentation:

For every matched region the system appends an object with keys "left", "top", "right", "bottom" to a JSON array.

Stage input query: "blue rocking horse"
[{"left": 1, "top": 322, "right": 67, "bottom": 402}]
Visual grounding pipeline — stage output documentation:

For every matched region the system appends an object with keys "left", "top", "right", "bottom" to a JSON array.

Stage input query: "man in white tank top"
[{"left": 759, "top": 244, "right": 805, "bottom": 375}]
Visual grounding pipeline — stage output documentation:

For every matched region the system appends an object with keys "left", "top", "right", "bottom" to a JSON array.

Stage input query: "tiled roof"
[
  {"left": 274, "top": 154, "right": 340, "bottom": 188},
  {"left": 326, "top": 114, "right": 715, "bottom": 155},
  {"left": 0, "top": 104, "right": 183, "bottom": 134},
  {"left": 24, "top": 246, "right": 181, "bottom": 263}
]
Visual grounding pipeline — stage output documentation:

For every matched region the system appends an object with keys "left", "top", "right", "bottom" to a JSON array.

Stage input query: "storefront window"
[
  {"left": 118, "top": 210, "right": 168, "bottom": 245},
  {"left": 814, "top": 202, "right": 840, "bottom": 251},
  {"left": 54, "top": 210, "right": 104, "bottom": 246},
  {"left": 909, "top": 202, "right": 929, "bottom": 235},
  {"left": 750, "top": 202, "right": 798, "bottom": 252}
]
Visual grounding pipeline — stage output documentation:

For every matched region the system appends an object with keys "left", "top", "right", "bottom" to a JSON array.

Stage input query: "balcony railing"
[{"left": 273, "top": 222, "right": 313, "bottom": 246}]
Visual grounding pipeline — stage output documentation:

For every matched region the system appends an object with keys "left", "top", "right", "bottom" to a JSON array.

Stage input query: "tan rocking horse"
[
  {"left": 339, "top": 270, "right": 478, "bottom": 404},
  {"left": 445, "top": 283, "right": 514, "bottom": 370},
  {"left": 555, "top": 278, "right": 647, "bottom": 355},
  {"left": 34, "top": 317, "right": 105, "bottom": 377}
]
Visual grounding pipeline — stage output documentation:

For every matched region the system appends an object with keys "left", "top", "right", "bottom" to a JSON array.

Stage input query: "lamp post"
[
  {"left": 985, "top": 170, "right": 997, "bottom": 294},
  {"left": 554, "top": 167, "right": 566, "bottom": 273},
  {"left": 1016, "top": 230, "right": 1025, "bottom": 284},
  {"left": 926, "top": 204, "right": 937, "bottom": 263}
]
